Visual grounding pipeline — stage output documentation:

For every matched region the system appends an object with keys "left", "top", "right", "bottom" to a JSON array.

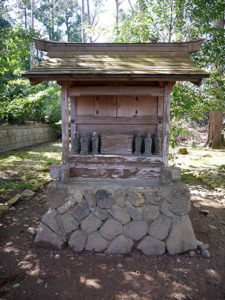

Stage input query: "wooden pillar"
[
  {"left": 162, "top": 82, "right": 174, "bottom": 167},
  {"left": 61, "top": 82, "right": 69, "bottom": 164},
  {"left": 70, "top": 96, "right": 76, "bottom": 139}
]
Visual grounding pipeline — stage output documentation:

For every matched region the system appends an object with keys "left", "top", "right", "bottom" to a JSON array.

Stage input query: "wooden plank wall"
[
  {"left": 69, "top": 88, "right": 168, "bottom": 157},
  {"left": 70, "top": 95, "right": 161, "bottom": 135}
]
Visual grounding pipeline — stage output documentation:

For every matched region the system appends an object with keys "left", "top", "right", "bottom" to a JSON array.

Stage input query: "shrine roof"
[{"left": 23, "top": 39, "right": 209, "bottom": 84}]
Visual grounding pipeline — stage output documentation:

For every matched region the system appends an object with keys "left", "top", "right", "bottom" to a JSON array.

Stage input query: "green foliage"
[
  {"left": 0, "top": 0, "right": 11, "bottom": 29},
  {"left": 0, "top": 80, "right": 61, "bottom": 124},
  {"left": 0, "top": 24, "right": 62, "bottom": 125},
  {"left": 112, "top": 0, "right": 189, "bottom": 43},
  {"left": 35, "top": 0, "right": 81, "bottom": 42},
  {"left": 0, "top": 26, "right": 32, "bottom": 82},
  {"left": 190, "top": 140, "right": 197, "bottom": 148},
  {"left": 113, "top": 11, "right": 159, "bottom": 43},
  {"left": 171, "top": 71, "right": 225, "bottom": 124},
  {"left": 170, "top": 122, "right": 192, "bottom": 149}
]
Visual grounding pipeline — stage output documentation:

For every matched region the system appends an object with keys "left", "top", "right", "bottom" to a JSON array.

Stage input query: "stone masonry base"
[{"left": 34, "top": 178, "right": 197, "bottom": 255}]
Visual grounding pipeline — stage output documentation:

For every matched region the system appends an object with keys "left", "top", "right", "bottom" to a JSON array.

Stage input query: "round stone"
[
  {"left": 86, "top": 231, "right": 108, "bottom": 252},
  {"left": 137, "top": 236, "right": 165, "bottom": 256},
  {"left": 99, "top": 218, "right": 123, "bottom": 241},
  {"left": 105, "top": 234, "right": 133, "bottom": 254},
  {"left": 95, "top": 189, "right": 115, "bottom": 209},
  {"left": 148, "top": 215, "right": 171, "bottom": 240},
  {"left": 124, "top": 221, "right": 148, "bottom": 240}
]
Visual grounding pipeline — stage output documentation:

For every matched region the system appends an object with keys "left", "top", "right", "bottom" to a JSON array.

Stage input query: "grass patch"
[
  {"left": 181, "top": 169, "right": 204, "bottom": 185},
  {"left": 0, "top": 141, "right": 61, "bottom": 200}
]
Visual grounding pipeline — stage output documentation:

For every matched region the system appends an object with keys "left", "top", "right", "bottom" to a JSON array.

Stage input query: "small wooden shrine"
[
  {"left": 24, "top": 39, "right": 208, "bottom": 182},
  {"left": 23, "top": 40, "right": 209, "bottom": 255}
]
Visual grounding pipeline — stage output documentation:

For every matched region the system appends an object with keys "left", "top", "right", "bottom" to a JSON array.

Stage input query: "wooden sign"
[{"left": 101, "top": 133, "right": 133, "bottom": 154}]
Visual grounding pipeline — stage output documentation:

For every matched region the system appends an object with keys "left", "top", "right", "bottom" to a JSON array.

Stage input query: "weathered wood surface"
[
  {"left": 162, "top": 82, "right": 175, "bottom": 166},
  {"left": 25, "top": 53, "right": 208, "bottom": 77},
  {"left": 74, "top": 116, "right": 161, "bottom": 125},
  {"left": 76, "top": 95, "right": 96, "bottom": 116},
  {"left": 75, "top": 95, "right": 158, "bottom": 118},
  {"left": 137, "top": 96, "right": 157, "bottom": 116},
  {"left": 28, "top": 76, "right": 206, "bottom": 86},
  {"left": 67, "top": 154, "right": 163, "bottom": 165},
  {"left": 101, "top": 133, "right": 133, "bottom": 154},
  {"left": 157, "top": 96, "right": 163, "bottom": 118},
  {"left": 70, "top": 97, "right": 76, "bottom": 138},
  {"left": 50, "top": 159, "right": 163, "bottom": 180},
  {"left": 77, "top": 124, "right": 157, "bottom": 135},
  {"left": 69, "top": 86, "right": 164, "bottom": 96},
  {"left": 95, "top": 96, "right": 117, "bottom": 117},
  {"left": 69, "top": 165, "right": 161, "bottom": 179},
  {"left": 61, "top": 83, "right": 69, "bottom": 164},
  {"left": 33, "top": 38, "right": 204, "bottom": 54}
]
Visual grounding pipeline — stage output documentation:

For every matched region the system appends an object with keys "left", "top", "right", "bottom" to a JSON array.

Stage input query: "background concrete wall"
[{"left": 0, "top": 124, "right": 57, "bottom": 153}]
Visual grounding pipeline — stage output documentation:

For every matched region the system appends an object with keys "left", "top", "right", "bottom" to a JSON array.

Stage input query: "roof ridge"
[{"left": 33, "top": 39, "right": 204, "bottom": 54}]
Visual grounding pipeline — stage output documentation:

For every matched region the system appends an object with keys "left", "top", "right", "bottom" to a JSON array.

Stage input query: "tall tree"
[
  {"left": 58, "top": 0, "right": 81, "bottom": 42},
  {"left": 81, "top": 0, "right": 86, "bottom": 42},
  {"left": 0, "top": 1, "right": 11, "bottom": 29},
  {"left": 35, "top": 0, "right": 63, "bottom": 41},
  {"left": 80, "top": 0, "right": 103, "bottom": 42},
  {"left": 206, "top": 17, "right": 225, "bottom": 148},
  {"left": 86, "top": 0, "right": 92, "bottom": 42},
  {"left": 114, "top": 0, "right": 124, "bottom": 27},
  {"left": 30, "top": 0, "right": 35, "bottom": 69}
]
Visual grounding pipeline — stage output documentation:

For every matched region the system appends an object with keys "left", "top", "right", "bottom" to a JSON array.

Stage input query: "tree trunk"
[
  {"left": 81, "top": 0, "right": 86, "bottom": 42},
  {"left": 206, "top": 111, "right": 224, "bottom": 149},
  {"left": 30, "top": 0, "right": 35, "bottom": 69},
  {"left": 86, "top": 0, "right": 92, "bottom": 42},
  {"left": 66, "top": 15, "right": 70, "bottom": 42},
  {"left": 24, "top": 7, "right": 27, "bottom": 29},
  {"left": 207, "top": 16, "right": 225, "bottom": 149},
  {"left": 115, "top": 0, "right": 119, "bottom": 27},
  {"left": 128, "top": 0, "right": 134, "bottom": 11}
]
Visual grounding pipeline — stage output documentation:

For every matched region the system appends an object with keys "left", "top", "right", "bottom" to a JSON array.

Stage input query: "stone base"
[{"left": 34, "top": 178, "right": 197, "bottom": 255}]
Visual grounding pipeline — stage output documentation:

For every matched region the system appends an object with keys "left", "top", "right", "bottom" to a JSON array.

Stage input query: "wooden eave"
[
  {"left": 23, "top": 39, "right": 209, "bottom": 85},
  {"left": 33, "top": 38, "right": 205, "bottom": 54}
]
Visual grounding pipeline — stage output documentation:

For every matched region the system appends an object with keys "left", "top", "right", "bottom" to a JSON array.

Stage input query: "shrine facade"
[{"left": 23, "top": 39, "right": 209, "bottom": 255}]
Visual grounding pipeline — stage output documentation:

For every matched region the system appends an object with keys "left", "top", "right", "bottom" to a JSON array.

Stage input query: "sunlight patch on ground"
[
  {"left": 80, "top": 276, "right": 102, "bottom": 289},
  {"left": 170, "top": 147, "right": 225, "bottom": 169},
  {"left": 0, "top": 141, "right": 61, "bottom": 198},
  {"left": 3, "top": 245, "right": 20, "bottom": 255}
]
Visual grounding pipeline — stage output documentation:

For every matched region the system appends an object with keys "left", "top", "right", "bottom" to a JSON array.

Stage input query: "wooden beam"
[
  {"left": 61, "top": 82, "right": 69, "bottom": 165},
  {"left": 68, "top": 86, "right": 164, "bottom": 97},
  {"left": 30, "top": 79, "right": 43, "bottom": 85},
  {"left": 162, "top": 82, "right": 175, "bottom": 166},
  {"left": 23, "top": 75, "right": 209, "bottom": 86},
  {"left": 74, "top": 116, "right": 161, "bottom": 125},
  {"left": 70, "top": 97, "right": 76, "bottom": 138}
]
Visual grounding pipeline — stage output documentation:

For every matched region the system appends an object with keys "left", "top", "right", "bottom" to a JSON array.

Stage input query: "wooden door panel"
[
  {"left": 76, "top": 96, "right": 96, "bottom": 116},
  {"left": 136, "top": 96, "right": 157, "bottom": 116},
  {"left": 117, "top": 96, "right": 137, "bottom": 117},
  {"left": 95, "top": 96, "right": 117, "bottom": 117}
]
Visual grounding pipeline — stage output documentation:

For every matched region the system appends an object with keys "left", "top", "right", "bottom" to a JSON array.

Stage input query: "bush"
[{"left": 0, "top": 79, "right": 61, "bottom": 125}]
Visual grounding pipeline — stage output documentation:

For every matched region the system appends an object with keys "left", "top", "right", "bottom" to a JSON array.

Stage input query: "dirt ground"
[
  {"left": 0, "top": 142, "right": 225, "bottom": 300},
  {"left": 0, "top": 184, "right": 225, "bottom": 300}
]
